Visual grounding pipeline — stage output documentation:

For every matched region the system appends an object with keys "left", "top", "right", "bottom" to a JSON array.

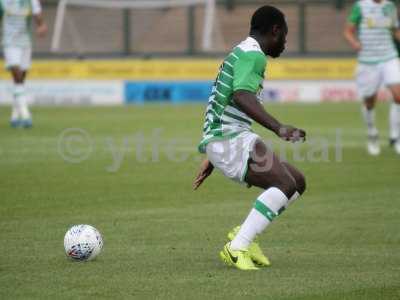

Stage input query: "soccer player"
[
  {"left": 344, "top": 0, "right": 400, "bottom": 155},
  {"left": 0, "top": 0, "right": 47, "bottom": 128},
  {"left": 193, "top": 6, "right": 306, "bottom": 271}
]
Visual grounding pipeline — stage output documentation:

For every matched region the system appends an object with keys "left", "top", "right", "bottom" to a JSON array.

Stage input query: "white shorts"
[
  {"left": 356, "top": 58, "right": 400, "bottom": 98},
  {"left": 206, "top": 131, "right": 260, "bottom": 183},
  {"left": 4, "top": 47, "right": 32, "bottom": 71}
]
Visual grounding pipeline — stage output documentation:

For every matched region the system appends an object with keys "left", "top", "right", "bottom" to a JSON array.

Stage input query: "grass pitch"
[{"left": 0, "top": 103, "right": 399, "bottom": 300}]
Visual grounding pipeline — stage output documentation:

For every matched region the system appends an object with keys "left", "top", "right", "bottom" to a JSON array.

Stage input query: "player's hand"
[
  {"left": 36, "top": 23, "right": 48, "bottom": 38},
  {"left": 351, "top": 41, "right": 361, "bottom": 52},
  {"left": 193, "top": 159, "right": 214, "bottom": 190},
  {"left": 277, "top": 125, "right": 306, "bottom": 143}
]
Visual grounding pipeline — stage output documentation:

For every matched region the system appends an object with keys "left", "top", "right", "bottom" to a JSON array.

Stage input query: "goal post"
[{"left": 51, "top": 0, "right": 217, "bottom": 53}]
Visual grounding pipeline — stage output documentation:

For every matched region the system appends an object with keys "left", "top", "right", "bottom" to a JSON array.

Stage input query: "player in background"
[
  {"left": 0, "top": 0, "right": 47, "bottom": 128},
  {"left": 193, "top": 6, "right": 306, "bottom": 270},
  {"left": 344, "top": 0, "right": 400, "bottom": 155}
]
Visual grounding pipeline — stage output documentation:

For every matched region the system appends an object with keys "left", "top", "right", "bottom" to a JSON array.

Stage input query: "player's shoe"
[
  {"left": 394, "top": 140, "right": 400, "bottom": 155},
  {"left": 219, "top": 242, "right": 258, "bottom": 271},
  {"left": 389, "top": 138, "right": 400, "bottom": 154},
  {"left": 10, "top": 119, "right": 20, "bottom": 128},
  {"left": 21, "top": 119, "right": 32, "bottom": 128},
  {"left": 367, "top": 133, "right": 380, "bottom": 156},
  {"left": 389, "top": 138, "right": 397, "bottom": 147},
  {"left": 10, "top": 108, "right": 20, "bottom": 128},
  {"left": 227, "top": 226, "right": 271, "bottom": 267}
]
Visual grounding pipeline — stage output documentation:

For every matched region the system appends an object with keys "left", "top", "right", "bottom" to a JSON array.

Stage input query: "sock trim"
[{"left": 254, "top": 199, "right": 278, "bottom": 222}]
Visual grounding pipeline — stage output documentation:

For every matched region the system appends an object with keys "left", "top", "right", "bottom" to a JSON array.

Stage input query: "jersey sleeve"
[
  {"left": 232, "top": 51, "right": 266, "bottom": 94},
  {"left": 348, "top": 2, "right": 362, "bottom": 25},
  {"left": 31, "top": 0, "right": 42, "bottom": 15}
]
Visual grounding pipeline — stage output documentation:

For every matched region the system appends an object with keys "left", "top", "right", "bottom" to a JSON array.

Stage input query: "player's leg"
[
  {"left": 206, "top": 134, "right": 292, "bottom": 269},
  {"left": 10, "top": 66, "right": 32, "bottom": 128},
  {"left": 280, "top": 161, "right": 306, "bottom": 208},
  {"left": 207, "top": 134, "right": 305, "bottom": 269},
  {"left": 387, "top": 85, "right": 400, "bottom": 154},
  {"left": 383, "top": 58, "right": 400, "bottom": 154},
  {"left": 228, "top": 140, "right": 303, "bottom": 264},
  {"left": 5, "top": 47, "right": 23, "bottom": 127},
  {"left": 22, "top": 70, "right": 27, "bottom": 81},
  {"left": 356, "top": 63, "right": 381, "bottom": 155},
  {"left": 226, "top": 157, "right": 305, "bottom": 267},
  {"left": 10, "top": 66, "right": 25, "bottom": 84},
  {"left": 18, "top": 47, "right": 33, "bottom": 128},
  {"left": 6, "top": 47, "right": 32, "bottom": 128},
  {"left": 9, "top": 67, "right": 21, "bottom": 127},
  {"left": 245, "top": 143, "right": 298, "bottom": 195},
  {"left": 363, "top": 94, "right": 380, "bottom": 155}
]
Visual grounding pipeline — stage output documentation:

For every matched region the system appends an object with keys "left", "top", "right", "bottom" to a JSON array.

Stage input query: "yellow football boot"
[{"left": 227, "top": 226, "right": 271, "bottom": 267}]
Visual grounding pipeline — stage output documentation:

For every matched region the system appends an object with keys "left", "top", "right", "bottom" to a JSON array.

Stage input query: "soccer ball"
[{"left": 64, "top": 224, "right": 103, "bottom": 261}]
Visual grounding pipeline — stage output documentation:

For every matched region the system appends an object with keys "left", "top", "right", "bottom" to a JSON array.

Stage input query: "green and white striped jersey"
[
  {"left": 348, "top": 0, "right": 399, "bottom": 64},
  {"left": 198, "top": 37, "right": 266, "bottom": 153},
  {"left": 0, "top": 0, "right": 42, "bottom": 48}
]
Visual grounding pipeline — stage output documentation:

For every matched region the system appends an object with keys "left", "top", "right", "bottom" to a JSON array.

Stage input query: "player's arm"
[
  {"left": 0, "top": 1, "right": 3, "bottom": 20},
  {"left": 344, "top": 23, "right": 361, "bottom": 51},
  {"left": 32, "top": 0, "right": 47, "bottom": 37},
  {"left": 193, "top": 159, "right": 214, "bottom": 190},
  {"left": 343, "top": 2, "right": 362, "bottom": 51},
  {"left": 391, "top": 3, "right": 400, "bottom": 42},
  {"left": 393, "top": 28, "right": 400, "bottom": 42},
  {"left": 233, "top": 91, "right": 305, "bottom": 142},
  {"left": 232, "top": 52, "right": 305, "bottom": 142}
]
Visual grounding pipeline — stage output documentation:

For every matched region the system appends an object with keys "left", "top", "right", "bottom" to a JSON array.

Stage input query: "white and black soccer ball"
[{"left": 64, "top": 224, "right": 103, "bottom": 261}]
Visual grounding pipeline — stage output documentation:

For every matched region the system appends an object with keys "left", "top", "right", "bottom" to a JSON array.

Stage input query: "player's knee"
[
  {"left": 284, "top": 176, "right": 298, "bottom": 198},
  {"left": 364, "top": 101, "right": 375, "bottom": 110},
  {"left": 295, "top": 172, "right": 306, "bottom": 195},
  {"left": 273, "top": 174, "right": 297, "bottom": 198},
  {"left": 364, "top": 95, "right": 376, "bottom": 110},
  {"left": 10, "top": 68, "right": 24, "bottom": 83},
  {"left": 393, "top": 96, "right": 400, "bottom": 104},
  {"left": 15, "top": 74, "right": 24, "bottom": 83}
]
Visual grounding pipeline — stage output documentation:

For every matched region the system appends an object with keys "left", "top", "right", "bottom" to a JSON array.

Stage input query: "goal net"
[{"left": 51, "top": 0, "right": 220, "bottom": 55}]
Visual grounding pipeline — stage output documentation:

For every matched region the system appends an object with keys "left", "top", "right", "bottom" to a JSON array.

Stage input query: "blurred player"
[
  {"left": 193, "top": 6, "right": 306, "bottom": 270},
  {"left": 344, "top": 0, "right": 400, "bottom": 155},
  {"left": 0, "top": 0, "right": 47, "bottom": 128}
]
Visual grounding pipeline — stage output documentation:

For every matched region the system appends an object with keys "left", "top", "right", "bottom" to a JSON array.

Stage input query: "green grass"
[{"left": 0, "top": 103, "right": 399, "bottom": 300}]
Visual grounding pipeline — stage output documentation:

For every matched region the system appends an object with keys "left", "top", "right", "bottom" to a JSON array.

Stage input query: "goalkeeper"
[{"left": 0, "top": 0, "right": 47, "bottom": 128}]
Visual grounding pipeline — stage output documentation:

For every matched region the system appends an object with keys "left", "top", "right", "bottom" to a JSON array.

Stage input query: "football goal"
[{"left": 51, "top": 0, "right": 218, "bottom": 54}]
